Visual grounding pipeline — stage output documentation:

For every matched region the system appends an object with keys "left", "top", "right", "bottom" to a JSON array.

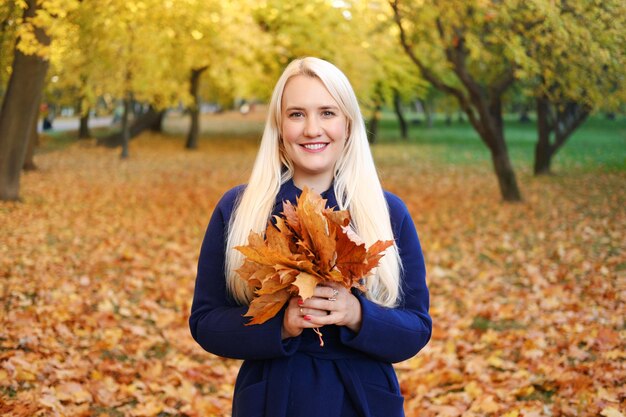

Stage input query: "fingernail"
[
  {"left": 297, "top": 299, "right": 304, "bottom": 306},
  {"left": 304, "top": 315, "right": 311, "bottom": 321}
]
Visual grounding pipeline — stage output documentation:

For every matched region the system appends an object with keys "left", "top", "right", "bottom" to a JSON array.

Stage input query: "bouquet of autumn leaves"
[{"left": 235, "top": 187, "right": 394, "bottom": 342}]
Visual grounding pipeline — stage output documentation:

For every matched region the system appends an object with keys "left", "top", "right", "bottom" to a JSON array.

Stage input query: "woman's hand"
[{"left": 281, "top": 283, "right": 363, "bottom": 340}]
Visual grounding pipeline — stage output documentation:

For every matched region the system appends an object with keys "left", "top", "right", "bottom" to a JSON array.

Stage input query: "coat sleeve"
[
  {"left": 339, "top": 193, "right": 432, "bottom": 363},
  {"left": 188, "top": 189, "right": 300, "bottom": 360}
]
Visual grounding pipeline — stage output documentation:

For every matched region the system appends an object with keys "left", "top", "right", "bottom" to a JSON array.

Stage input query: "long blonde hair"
[{"left": 225, "top": 57, "right": 402, "bottom": 307}]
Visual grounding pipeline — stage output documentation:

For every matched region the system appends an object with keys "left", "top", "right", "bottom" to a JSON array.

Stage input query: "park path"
[{"left": 41, "top": 107, "right": 268, "bottom": 136}]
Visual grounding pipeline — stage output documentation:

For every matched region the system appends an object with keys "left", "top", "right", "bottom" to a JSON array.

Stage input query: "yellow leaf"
[
  {"left": 600, "top": 408, "right": 624, "bottom": 417},
  {"left": 464, "top": 380, "right": 482, "bottom": 399},
  {"left": 292, "top": 271, "right": 318, "bottom": 300},
  {"left": 55, "top": 381, "right": 93, "bottom": 404}
]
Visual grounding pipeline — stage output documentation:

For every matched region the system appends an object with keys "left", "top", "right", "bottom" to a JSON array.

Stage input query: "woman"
[{"left": 189, "top": 57, "right": 431, "bottom": 417}]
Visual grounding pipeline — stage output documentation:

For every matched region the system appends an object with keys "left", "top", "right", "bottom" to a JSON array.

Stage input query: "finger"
[
  {"left": 313, "top": 285, "right": 341, "bottom": 299},
  {"left": 305, "top": 313, "right": 336, "bottom": 327},
  {"left": 303, "top": 297, "right": 343, "bottom": 313},
  {"left": 299, "top": 307, "right": 328, "bottom": 317}
]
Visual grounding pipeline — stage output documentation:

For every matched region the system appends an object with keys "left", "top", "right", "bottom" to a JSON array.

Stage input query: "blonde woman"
[{"left": 190, "top": 57, "right": 431, "bottom": 417}]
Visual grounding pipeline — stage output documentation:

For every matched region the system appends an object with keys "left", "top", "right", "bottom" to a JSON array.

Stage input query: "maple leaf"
[
  {"left": 244, "top": 289, "right": 292, "bottom": 326},
  {"left": 235, "top": 186, "right": 393, "bottom": 327},
  {"left": 292, "top": 271, "right": 319, "bottom": 301}
]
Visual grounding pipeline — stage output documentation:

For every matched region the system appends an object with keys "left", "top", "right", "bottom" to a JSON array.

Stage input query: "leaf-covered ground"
[{"left": 1, "top": 133, "right": 624, "bottom": 416}]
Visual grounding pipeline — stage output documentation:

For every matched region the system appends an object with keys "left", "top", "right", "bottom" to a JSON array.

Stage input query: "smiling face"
[{"left": 280, "top": 75, "right": 348, "bottom": 192}]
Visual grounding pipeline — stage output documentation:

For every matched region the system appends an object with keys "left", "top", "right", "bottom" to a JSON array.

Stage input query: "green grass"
[{"left": 374, "top": 111, "right": 626, "bottom": 171}]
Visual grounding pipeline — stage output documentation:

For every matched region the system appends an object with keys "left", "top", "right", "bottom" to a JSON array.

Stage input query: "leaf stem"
[{"left": 313, "top": 327, "right": 324, "bottom": 347}]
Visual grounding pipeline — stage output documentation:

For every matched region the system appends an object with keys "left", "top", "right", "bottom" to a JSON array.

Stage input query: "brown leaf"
[
  {"left": 244, "top": 289, "right": 291, "bottom": 325},
  {"left": 297, "top": 188, "right": 336, "bottom": 274},
  {"left": 236, "top": 186, "right": 393, "bottom": 326}
]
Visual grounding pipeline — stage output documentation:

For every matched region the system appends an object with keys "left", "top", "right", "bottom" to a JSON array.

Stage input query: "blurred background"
[{"left": 0, "top": 1, "right": 624, "bottom": 416}]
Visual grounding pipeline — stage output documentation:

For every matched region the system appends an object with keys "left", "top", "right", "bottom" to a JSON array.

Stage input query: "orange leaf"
[
  {"left": 237, "top": 186, "right": 392, "bottom": 326},
  {"left": 244, "top": 289, "right": 291, "bottom": 325}
]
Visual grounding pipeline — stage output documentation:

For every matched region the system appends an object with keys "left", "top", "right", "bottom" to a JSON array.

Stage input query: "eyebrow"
[{"left": 284, "top": 105, "right": 340, "bottom": 112}]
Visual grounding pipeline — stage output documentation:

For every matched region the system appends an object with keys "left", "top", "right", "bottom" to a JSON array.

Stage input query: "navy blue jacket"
[{"left": 189, "top": 179, "right": 431, "bottom": 417}]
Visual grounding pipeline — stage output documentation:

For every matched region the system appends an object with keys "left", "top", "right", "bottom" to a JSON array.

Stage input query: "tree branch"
[
  {"left": 553, "top": 102, "right": 590, "bottom": 151},
  {"left": 389, "top": 0, "right": 482, "bottom": 134}
]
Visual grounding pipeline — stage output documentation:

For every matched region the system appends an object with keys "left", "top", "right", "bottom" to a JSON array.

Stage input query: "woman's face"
[{"left": 280, "top": 75, "right": 348, "bottom": 191}]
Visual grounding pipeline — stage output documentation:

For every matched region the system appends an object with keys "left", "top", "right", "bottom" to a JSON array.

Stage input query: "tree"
[
  {"left": 527, "top": 0, "right": 626, "bottom": 175},
  {"left": 0, "top": 1, "right": 20, "bottom": 100},
  {"left": 162, "top": 0, "right": 267, "bottom": 149},
  {"left": 0, "top": 0, "right": 51, "bottom": 200},
  {"left": 391, "top": 0, "right": 534, "bottom": 201}
]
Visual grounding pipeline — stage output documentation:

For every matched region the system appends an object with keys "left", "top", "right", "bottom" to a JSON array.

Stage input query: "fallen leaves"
[
  {"left": 0, "top": 133, "right": 624, "bottom": 416},
  {"left": 235, "top": 186, "right": 393, "bottom": 326}
]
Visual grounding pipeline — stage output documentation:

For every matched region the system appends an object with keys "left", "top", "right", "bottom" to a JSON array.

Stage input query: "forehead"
[{"left": 281, "top": 75, "right": 339, "bottom": 109}]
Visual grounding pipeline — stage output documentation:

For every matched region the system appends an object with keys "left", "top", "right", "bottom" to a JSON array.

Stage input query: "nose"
[{"left": 304, "top": 116, "right": 322, "bottom": 137}]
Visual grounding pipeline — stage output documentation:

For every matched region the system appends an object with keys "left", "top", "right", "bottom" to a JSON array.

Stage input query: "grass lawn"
[{"left": 371, "top": 111, "right": 626, "bottom": 172}]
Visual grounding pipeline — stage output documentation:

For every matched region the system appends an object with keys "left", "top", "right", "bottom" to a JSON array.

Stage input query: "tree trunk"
[
  {"left": 484, "top": 100, "right": 522, "bottom": 201},
  {"left": 366, "top": 105, "right": 381, "bottom": 144},
  {"left": 534, "top": 96, "right": 553, "bottom": 175},
  {"left": 120, "top": 96, "right": 131, "bottom": 159},
  {"left": 186, "top": 67, "right": 207, "bottom": 149},
  {"left": 149, "top": 109, "right": 166, "bottom": 132},
  {"left": 393, "top": 90, "right": 408, "bottom": 139},
  {"left": 0, "top": 0, "right": 49, "bottom": 201},
  {"left": 98, "top": 105, "right": 162, "bottom": 148},
  {"left": 534, "top": 96, "right": 589, "bottom": 176},
  {"left": 423, "top": 101, "right": 434, "bottom": 128},
  {"left": 367, "top": 82, "right": 384, "bottom": 144},
  {"left": 79, "top": 107, "right": 91, "bottom": 139},
  {"left": 23, "top": 113, "right": 39, "bottom": 171},
  {"left": 491, "top": 141, "right": 522, "bottom": 201},
  {"left": 519, "top": 104, "right": 531, "bottom": 123}
]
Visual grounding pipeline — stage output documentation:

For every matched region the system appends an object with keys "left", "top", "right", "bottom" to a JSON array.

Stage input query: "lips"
[{"left": 301, "top": 143, "right": 329, "bottom": 152}]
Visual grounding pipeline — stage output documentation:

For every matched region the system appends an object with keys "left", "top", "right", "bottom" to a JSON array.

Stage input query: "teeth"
[{"left": 303, "top": 143, "right": 327, "bottom": 150}]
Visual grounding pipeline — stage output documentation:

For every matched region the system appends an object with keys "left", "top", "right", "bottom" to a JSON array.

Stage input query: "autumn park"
[{"left": 1, "top": 0, "right": 625, "bottom": 416}]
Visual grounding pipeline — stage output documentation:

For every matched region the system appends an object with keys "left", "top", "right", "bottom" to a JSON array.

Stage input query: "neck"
[{"left": 292, "top": 173, "right": 333, "bottom": 194}]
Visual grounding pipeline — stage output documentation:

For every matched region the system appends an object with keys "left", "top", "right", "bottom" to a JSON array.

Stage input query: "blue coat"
[{"left": 189, "top": 180, "right": 432, "bottom": 417}]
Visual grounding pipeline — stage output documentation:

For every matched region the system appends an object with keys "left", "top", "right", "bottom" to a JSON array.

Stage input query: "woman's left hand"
[{"left": 299, "top": 283, "right": 362, "bottom": 333}]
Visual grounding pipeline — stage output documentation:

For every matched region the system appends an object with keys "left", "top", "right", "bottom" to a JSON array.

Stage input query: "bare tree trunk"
[
  {"left": 0, "top": 0, "right": 49, "bottom": 201},
  {"left": 149, "top": 109, "right": 166, "bottom": 132},
  {"left": 491, "top": 137, "right": 521, "bottom": 201},
  {"left": 534, "top": 95, "right": 590, "bottom": 176},
  {"left": 423, "top": 100, "right": 434, "bottom": 128},
  {"left": 367, "top": 105, "right": 381, "bottom": 144},
  {"left": 98, "top": 105, "right": 163, "bottom": 147},
  {"left": 79, "top": 113, "right": 91, "bottom": 139},
  {"left": 367, "top": 82, "right": 384, "bottom": 144},
  {"left": 485, "top": 97, "right": 521, "bottom": 201},
  {"left": 120, "top": 96, "right": 131, "bottom": 159},
  {"left": 534, "top": 96, "right": 553, "bottom": 175},
  {"left": 78, "top": 97, "right": 91, "bottom": 139},
  {"left": 186, "top": 66, "right": 208, "bottom": 149},
  {"left": 393, "top": 89, "right": 408, "bottom": 139},
  {"left": 519, "top": 104, "right": 531, "bottom": 123},
  {"left": 23, "top": 112, "right": 39, "bottom": 171}
]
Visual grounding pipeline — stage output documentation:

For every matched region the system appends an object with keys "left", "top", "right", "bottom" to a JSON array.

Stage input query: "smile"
[{"left": 301, "top": 143, "right": 328, "bottom": 151}]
